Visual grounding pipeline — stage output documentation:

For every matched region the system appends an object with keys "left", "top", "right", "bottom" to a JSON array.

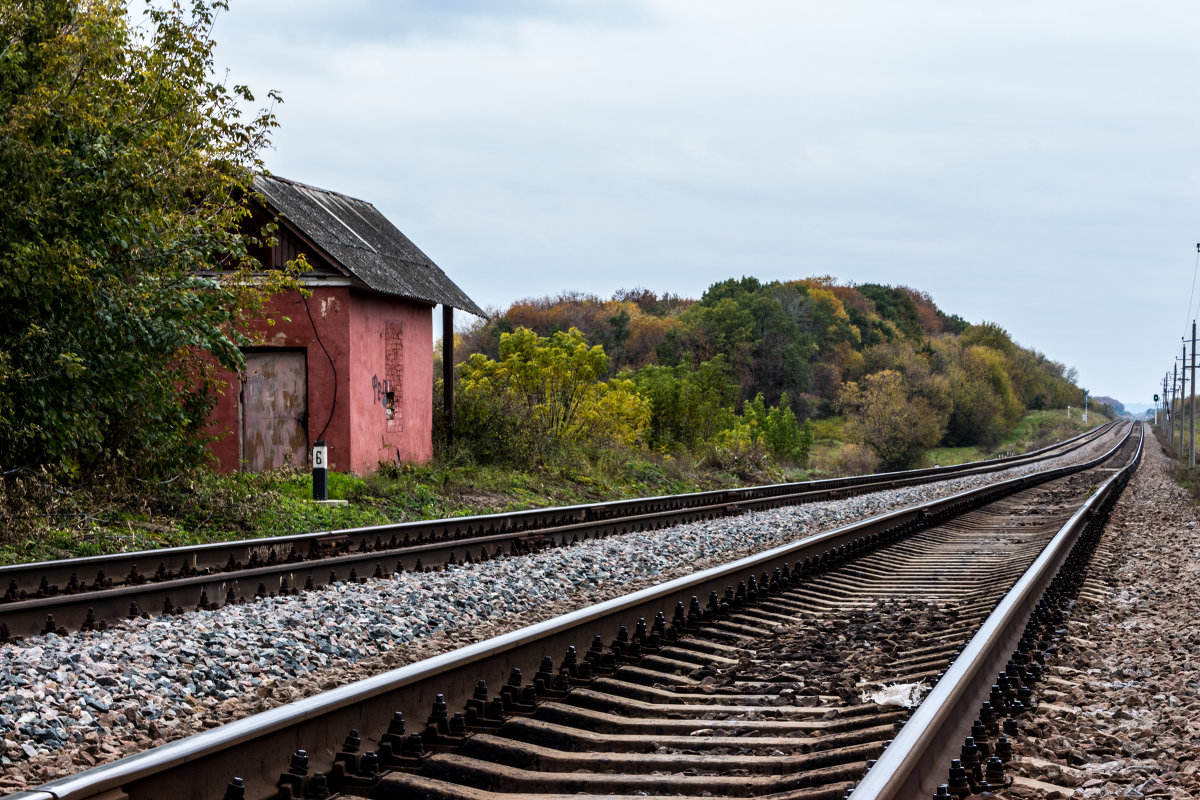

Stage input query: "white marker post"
[{"left": 312, "top": 440, "right": 328, "bottom": 501}]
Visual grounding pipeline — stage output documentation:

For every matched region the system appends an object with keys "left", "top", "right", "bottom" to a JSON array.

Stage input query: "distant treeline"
[{"left": 446, "top": 277, "right": 1092, "bottom": 471}]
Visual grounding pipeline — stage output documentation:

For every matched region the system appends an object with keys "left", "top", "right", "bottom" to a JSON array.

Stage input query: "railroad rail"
[
  {"left": 0, "top": 424, "right": 1114, "bottom": 640},
  {"left": 9, "top": 421, "right": 1139, "bottom": 800}
]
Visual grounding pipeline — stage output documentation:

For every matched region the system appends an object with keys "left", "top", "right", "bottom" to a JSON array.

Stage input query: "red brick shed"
[{"left": 207, "top": 175, "right": 484, "bottom": 474}]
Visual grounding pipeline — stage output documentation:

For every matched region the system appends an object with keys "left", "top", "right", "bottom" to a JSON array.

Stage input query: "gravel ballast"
[
  {"left": 997, "top": 431, "right": 1200, "bottom": 799},
  {"left": 0, "top": 437, "right": 1119, "bottom": 792}
]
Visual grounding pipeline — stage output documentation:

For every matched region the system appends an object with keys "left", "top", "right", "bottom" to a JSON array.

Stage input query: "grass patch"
[
  {"left": 0, "top": 450, "right": 752, "bottom": 566},
  {"left": 999, "top": 408, "right": 1110, "bottom": 452},
  {"left": 922, "top": 446, "right": 987, "bottom": 467},
  {"left": 1172, "top": 461, "right": 1200, "bottom": 503},
  {"left": 809, "top": 416, "right": 845, "bottom": 442},
  {"left": 1157, "top": 427, "right": 1200, "bottom": 503},
  {"left": 919, "top": 408, "right": 1115, "bottom": 470}
]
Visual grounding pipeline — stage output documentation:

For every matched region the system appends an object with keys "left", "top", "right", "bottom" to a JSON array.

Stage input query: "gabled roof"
[{"left": 252, "top": 174, "right": 485, "bottom": 317}]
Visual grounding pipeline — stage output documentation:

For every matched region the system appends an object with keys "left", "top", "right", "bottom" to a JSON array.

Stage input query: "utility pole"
[
  {"left": 1165, "top": 373, "right": 1171, "bottom": 434},
  {"left": 1167, "top": 369, "right": 1172, "bottom": 446},
  {"left": 1181, "top": 344, "right": 1188, "bottom": 454},
  {"left": 1172, "top": 362, "right": 1178, "bottom": 451},
  {"left": 1178, "top": 362, "right": 1185, "bottom": 453},
  {"left": 1192, "top": 321, "right": 1197, "bottom": 466}
]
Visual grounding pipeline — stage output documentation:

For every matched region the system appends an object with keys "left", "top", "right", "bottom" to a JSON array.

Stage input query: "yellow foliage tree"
[{"left": 456, "top": 327, "right": 650, "bottom": 462}]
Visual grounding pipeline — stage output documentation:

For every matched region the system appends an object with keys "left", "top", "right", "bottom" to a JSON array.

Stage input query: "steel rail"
[
  {"left": 0, "top": 424, "right": 1114, "bottom": 641},
  {"left": 7, "top": 423, "right": 1133, "bottom": 800},
  {"left": 848, "top": 421, "right": 1144, "bottom": 799}
]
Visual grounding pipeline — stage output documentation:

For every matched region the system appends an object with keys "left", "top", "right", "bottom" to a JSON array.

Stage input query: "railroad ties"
[{"left": 240, "top": 442, "right": 1133, "bottom": 800}]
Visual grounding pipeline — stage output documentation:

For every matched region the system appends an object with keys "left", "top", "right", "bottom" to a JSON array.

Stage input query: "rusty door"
[{"left": 241, "top": 350, "right": 308, "bottom": 473}]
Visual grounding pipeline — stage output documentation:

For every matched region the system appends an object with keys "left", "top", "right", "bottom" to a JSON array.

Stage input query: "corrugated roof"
[{"left": 252, "top": 175, "right": 485, "bottom": 317}]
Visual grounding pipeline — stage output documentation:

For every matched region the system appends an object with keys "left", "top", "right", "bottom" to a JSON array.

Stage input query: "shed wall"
[
  {"left": 207, "top": 286, "right": 435, "bottom": 474},
  {"left": 347, "top": 291, "right": 434, "bottom": 468}
]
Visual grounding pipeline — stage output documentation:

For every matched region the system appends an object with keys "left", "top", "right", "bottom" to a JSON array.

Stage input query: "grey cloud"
[{"left": 218, "top": 0, "right": 649, "bottom": 47}]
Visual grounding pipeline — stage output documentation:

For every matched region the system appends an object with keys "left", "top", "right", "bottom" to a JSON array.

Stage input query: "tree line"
[{"left": 450, "top": 278, "right": 1088, "bottom": 471}]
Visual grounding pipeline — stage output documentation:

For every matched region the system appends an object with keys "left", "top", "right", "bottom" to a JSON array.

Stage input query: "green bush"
[{"left": 0, "top": 0, "right": 293, "bottom": 482}]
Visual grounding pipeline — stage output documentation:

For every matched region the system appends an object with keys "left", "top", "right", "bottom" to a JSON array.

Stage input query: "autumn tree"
[
  {"left": 857, "top": 284, "right": 925, "bottom": 340},
  {"left": 680, "top": 277, "right": 814, "bottom": 404},
  {"left": 840, "top": 370, "right": 945, "bottom": 469},
  {"left": 454, "top": 327, "right": 651, "bottom": 464},
  {"left": 1010, "top": 347, "right": 1076, "bottom": 410},
  {"left": 945, "top": 345, "right": 1023, "bottom": 446},
  {"left": 863, "top": 340, "right": 952, "bottom": 433},
  {"left": 454, "top": 279, "right": 1091, "bottom": 464},
  {"left": 0, "top": 0, "right": 286, "bottom": 479},
  {"left": 960, "top": 322, "right": 1017, "bottom": 358}
]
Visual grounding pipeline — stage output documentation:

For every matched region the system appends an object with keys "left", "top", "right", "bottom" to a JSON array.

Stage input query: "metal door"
[{"left": 241, "top": 350, "right": 308, "bottom": 473}]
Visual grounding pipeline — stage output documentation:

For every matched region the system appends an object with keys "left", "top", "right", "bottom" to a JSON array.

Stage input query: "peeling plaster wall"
[{"left": 347, "top": 290, "right": 434, "bottom": 469}]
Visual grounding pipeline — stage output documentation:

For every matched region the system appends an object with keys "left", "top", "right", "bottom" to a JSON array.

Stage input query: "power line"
[{"left": 1186, "top": 244, "right": 1200, "bottom": 339}]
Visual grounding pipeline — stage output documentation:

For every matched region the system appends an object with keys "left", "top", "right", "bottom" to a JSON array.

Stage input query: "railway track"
[
  {"left": 0, "top": 425, "right": 1113, "bottom": 641},
  {"left": 9, "top": 421, "right": 1140, "bottom": 800}
]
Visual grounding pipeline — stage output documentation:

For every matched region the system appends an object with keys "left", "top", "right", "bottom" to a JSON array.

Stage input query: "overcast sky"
[{"left": 210, "top": 1, "right": 1200, "bottom": 408}]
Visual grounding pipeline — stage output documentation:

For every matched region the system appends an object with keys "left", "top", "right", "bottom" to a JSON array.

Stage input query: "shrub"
[
  {"left": 452, "top": 327, "right": 650, "bottom": 466},
  {"left": 832, "top": 443, "right": 880, "bottom": 476},
  {"left": 840, "top": 370, "right": 944, "bottom": 469}
]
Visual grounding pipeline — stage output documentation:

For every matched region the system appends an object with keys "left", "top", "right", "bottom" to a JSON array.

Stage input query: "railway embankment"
[{"left": 998, "top": 431, "right": 1200, "bottom": 798}]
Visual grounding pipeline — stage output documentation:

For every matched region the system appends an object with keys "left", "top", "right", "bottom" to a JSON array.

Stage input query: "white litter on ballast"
[{"left": 861, "top": 681, "right": 928, "bottom": 708}]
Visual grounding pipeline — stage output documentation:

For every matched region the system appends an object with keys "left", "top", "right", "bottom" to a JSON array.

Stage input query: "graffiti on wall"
[{"left": 371, "top": 374, "right": 396, "bottom": 420}]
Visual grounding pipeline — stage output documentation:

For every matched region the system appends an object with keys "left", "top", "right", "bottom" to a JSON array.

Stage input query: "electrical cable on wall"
[{"left": 303, "top": 291, "right": 338, "bottom": 443}]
